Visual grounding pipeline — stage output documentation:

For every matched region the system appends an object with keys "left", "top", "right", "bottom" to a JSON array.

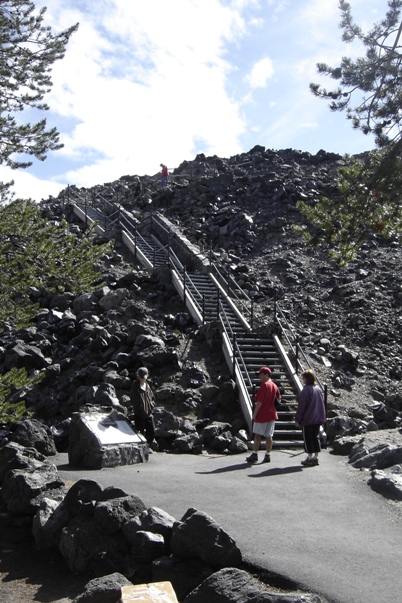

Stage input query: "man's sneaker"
[
  {"left": 246, "top": 452, "right": 258, "bottom": 463},
  {"left": 262, "top": 454, "right": 271, "bottom": 463}
]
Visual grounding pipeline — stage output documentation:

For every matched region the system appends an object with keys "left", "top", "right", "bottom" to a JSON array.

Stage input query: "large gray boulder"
[
  {"left": 2, "top": 463, "right": 66, "bottom": 515},
  {"left": 170, "top": 508, "right": 242, "bottom": 569},
  {"left": 153, "top": 407, "right": 181, "bottom": 437},
  {"left": 369, "top": 465, "right": 402, "bottom": 500},
  {"left": 4, "top": 342, "right": 50, "bottom": 370},
  {"left": 71, "top": 572, "right": 131, "bottom": 603},
  {"left": 173, "top": 433, "right": 203, "bottom": 454},
  {"left": 183, "top": 567, "right": 323, "bottom": 603},
  {"left": 122, "top": 506, "right": 176, "bottom": 551},
  {"left": 59, "top": 517, "right": 128, "bottom": 574},
  {"left": 33, "top": 496, "right": 72, "bottom": 550},
  {"left": 129, "top": 530, "right": 165, "bottom": 563},
  {"left": 93, "top": 495, "right": 147, "bottom": 534},
  {"left": 349, "top": 441, "right": 402, "bottom": 469},
  {"left": 99, "top": 288, "right": 130, "bottom": 311},
  {"left": 10, "top": 418, "right": 57, "bottom": 456},
  {"left": 0, "top": 442, "right": 46, "bottom": 484},
  {"left": 331, "top": 435, "right": 364, "bottom": 456}
]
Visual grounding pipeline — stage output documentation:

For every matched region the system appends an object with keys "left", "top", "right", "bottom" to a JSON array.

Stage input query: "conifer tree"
[
  {"left": 0, "top": 199, "right": 113, "bottom": 327},
  {"left": 0, "top": 1, "right": 78, "bottom": 200},
  {"left": 310, "top": 0, "right": 402, "bottom": 148},
  {"left": 303, "top": 0, "right": 402, "bottom": 264}
]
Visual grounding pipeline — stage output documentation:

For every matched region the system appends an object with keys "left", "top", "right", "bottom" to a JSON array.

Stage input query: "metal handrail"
[
  {"left": 168, "top": 248, "right": 184, "bottom": 274},
  {"left": 274, "top": 295, "right": 326, "bottom": 394},
  {"left": 150, "top": 214, "right": 204, "bottom": 271},
  {"left": 175, "top": 268, "right": 205, "bottom": 315},
  {"left": 211, "top": 262, "right": 253, "bottom": 324},
  {"left": 219, "top": 305, "right": 254, "bottom": 405}
]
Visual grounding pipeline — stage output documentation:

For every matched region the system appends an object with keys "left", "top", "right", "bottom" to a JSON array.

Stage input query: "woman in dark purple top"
[{"left": 295, "top": 369, "right": 326, "bottom": 467}]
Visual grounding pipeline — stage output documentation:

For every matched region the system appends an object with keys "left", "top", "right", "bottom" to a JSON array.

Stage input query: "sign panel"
[{"left": 83, "top": 414, "right": 146, "bottom": 445}]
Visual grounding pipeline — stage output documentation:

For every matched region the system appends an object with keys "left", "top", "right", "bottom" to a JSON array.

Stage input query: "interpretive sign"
[
  {"left": 83, "top": 414, "right": 145, "bottom": 445},
  {"left": 68, "top": 409, "right": 148, "bottom": 469}
]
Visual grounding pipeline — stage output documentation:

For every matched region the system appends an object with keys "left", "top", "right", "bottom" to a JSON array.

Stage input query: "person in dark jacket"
[
  {"left": 133, "top": 176, "right": 142, "bottom": 198},
  {"left": 130, "top": 367, "right": 155, "bottom": 444},
  {"left": 295, "top": 369, "right": 326, "bottom": 467}
]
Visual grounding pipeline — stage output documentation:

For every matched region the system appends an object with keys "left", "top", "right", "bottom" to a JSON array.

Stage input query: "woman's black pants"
[
  {"left": 303, "top": 424, "right": 321, "bottom": 454},
  {"left": 134, "top": 414, "right": 155, "bottom": 444}
]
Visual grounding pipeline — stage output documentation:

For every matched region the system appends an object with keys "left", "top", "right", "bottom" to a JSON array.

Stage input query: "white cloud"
[
  {"left": 35, "top": 0, "right": 248, "bottom": 188},
  {"left": 246, "top": 57, "right": 274, "bottom": 89},
  {"left": 2, "top": 0, "right": 385, "bottom": 200},
  {"left": 0, "top": 166, "right": 65, "bottom": 201}
]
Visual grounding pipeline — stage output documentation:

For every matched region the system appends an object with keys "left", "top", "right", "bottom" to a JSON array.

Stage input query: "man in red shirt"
[
  {"left": 160, "top": 163, "right": 168, "bottom": 188},
  {"left": 246, "top": 367, "right": 280, "bottom": 463}
]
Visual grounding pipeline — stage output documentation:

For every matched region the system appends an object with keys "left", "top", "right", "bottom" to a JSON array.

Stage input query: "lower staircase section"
[{"left": 222, "top": 329, "right": 303, "bottom": 448}]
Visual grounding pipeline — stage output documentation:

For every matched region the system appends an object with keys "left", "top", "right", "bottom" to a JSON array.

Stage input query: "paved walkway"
[{"left": 55, "top": 449, "right": 402, "bottom": 603}]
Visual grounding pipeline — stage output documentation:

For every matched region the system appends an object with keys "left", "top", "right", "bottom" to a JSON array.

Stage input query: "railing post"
[
  {"left": 216, "top": 289, "right": 220, "bottom": 320},
  {"left": 183, "top": 270, "right": 187, "bottom": 306},
  {"left": 295, "top": 335, "right": 299, "bottom": 373},
  {"left": 202, "top": 294, "right": 205, "bottom": 326},
  {"left": 84, "top": 193, "right": 88, "bottom": 227},
  {"left": 251, "top": 383, "right": 256, "bottom": 424},
  {"left": 63, "top": 184, "right": 68, "bottom": 210},
  {"left": 273, "top": 291, "right": 277, "bottom": 326},
  {"left": 232, "top": 333, "right": 236, "bottom": 378}
]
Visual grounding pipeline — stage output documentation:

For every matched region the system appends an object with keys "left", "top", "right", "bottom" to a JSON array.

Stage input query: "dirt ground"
[{"left": 0, "top": 538, "right": 92, "bottom": 603}]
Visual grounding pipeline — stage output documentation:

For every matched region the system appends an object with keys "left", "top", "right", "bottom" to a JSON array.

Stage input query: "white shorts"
[{"left": 253, "top": 421, "right": 275, "bottom": 438}]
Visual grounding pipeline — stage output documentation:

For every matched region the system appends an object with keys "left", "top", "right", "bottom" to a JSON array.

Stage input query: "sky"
[{"left": 0, "top": 0, "right": 391, "bottom": 201}]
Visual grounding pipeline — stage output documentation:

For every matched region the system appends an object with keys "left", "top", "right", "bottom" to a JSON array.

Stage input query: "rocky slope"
[
  {"left": 158, "top": 147, "right": 402, "bottom": 427},
  {"left": 2, "top": 144, "right": 402, "bottom": 450},
  {"left": 1, "top": 144, "right": 401, "bottom": 603}
]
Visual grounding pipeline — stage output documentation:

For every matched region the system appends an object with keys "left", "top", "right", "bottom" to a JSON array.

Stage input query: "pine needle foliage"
[
  {"left": 0, "top": 367, "right": 40, "bottom": 423},
  {"left": 305, "top": 0, "right": 402, "bottom": 264},
  {"left": 295, "top": 150, "right": 402, "bottom": 266},
  {"left": 0, "top": 199, "right": 113, "bottom": 327},
  {"left": 310, "top": 0, "right": 402, "bottom": 148},
  {"left": 0, "top": 0, "right": 78, "bottom": 202}
]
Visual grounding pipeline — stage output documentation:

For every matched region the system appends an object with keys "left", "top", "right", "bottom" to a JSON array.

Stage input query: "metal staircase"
[
  {"left": 69, "top": 199, "right": 317, "bottom": 448},
  {"left": 231, "top": 333, "right": 302, "bottom": 446}
]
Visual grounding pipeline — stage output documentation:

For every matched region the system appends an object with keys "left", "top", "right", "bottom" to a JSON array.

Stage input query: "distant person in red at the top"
[
  {"left": 160, "top": 163, "right": 169, "bottom": 188},
  {"left": 246, "top": 367, "right": 281, "bottom": 464}
]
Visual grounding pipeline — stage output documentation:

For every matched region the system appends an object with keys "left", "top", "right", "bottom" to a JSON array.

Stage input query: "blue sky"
[{"left": 0, "top": 0, "right": 390, "bottom": 201}]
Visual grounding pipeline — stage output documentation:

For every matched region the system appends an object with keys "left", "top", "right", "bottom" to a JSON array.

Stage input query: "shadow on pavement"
[
  {"left": 195, "top": 462, "right": 251, "bottom": 475},
  {"left": 248, "top": 466, "right": 304, "bottom": 477}
]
